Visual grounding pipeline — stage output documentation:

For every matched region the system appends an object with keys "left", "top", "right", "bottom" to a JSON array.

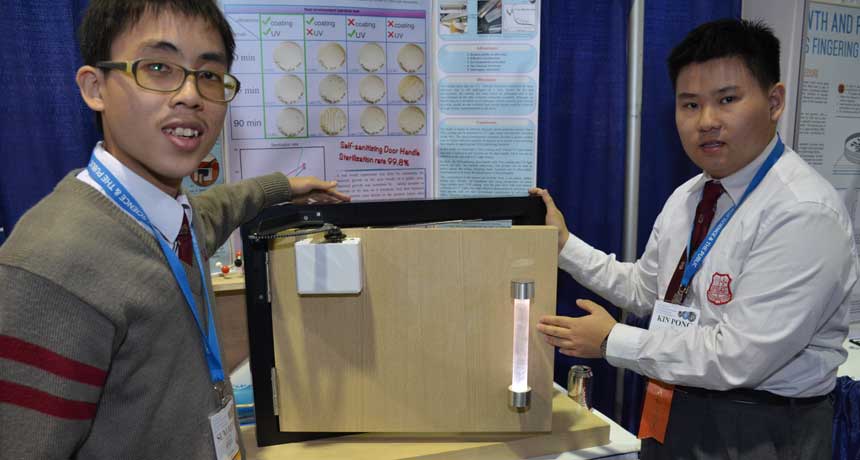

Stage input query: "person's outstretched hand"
[
  {"left": 537, "top": 299, "right": 617, "bottom": 358},
  {"left": 529, "top": 187, "right": 569, "bottom": 252},
  {"left": 289, "top": 177, "right": 351, "bottom": 204}
]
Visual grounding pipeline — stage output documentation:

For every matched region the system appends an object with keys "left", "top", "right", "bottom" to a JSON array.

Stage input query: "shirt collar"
[
  {"left": 689, "top": 133, "right": 779, "bottom": 204},
  {"left": 91, "top": 142, "right": 192, "bottom": 243}
]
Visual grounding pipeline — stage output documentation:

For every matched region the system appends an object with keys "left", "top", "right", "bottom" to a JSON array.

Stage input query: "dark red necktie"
[
  {"left": 177, "top": 213, "right": 193, "bottom": 265},
  {"left": 663, "top": 180, "right": 724, "bottom": 304},
  {"left": 638, "top": 180, "right": 725, "bottom": 443}
]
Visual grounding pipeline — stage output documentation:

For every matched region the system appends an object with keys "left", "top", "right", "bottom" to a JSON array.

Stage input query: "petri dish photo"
[
  {"left": 359, "top": 75, "right": 386, "bottom": 103},
  {"left": 273, "top": 41, "right": 304, "bottom": 71},
  {"left": 360, "top": 106, "right": 387, "bottom": 135},
  {"left": 318, "top": 42, "right": 346, "bottom": 71},
  {"left": 398, "top": 106, "right": 425, "bottom": 135},
  {"left": 319, "top": 74, "right": 347, "bottom": 104},
  {"left": 397, "top": 43, "right": 425, "bottom": 73},
  {"left": 275, "top": 75, "right": 305, "bottom": 104},
  {"left": 358, "top": 42, "right": 386, "bottom": 72},
  {"left": 320, "top": 107, "right": 347, "bottom": 135},
  {"left": 398, "top": 75, "right": 425, "bottom": 103},
  {"left": 276, "top": 107, "right": 306, "bottom": 137}
]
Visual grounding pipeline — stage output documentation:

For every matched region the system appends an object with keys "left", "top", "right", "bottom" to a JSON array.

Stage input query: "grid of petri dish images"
[{"left": 234, "top": 13, "right": 428, "bottom": 139}]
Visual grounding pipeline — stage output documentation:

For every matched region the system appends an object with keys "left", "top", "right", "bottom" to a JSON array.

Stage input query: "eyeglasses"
[{"left": 95, "top": 59, "right": 241, "bottom": 103}]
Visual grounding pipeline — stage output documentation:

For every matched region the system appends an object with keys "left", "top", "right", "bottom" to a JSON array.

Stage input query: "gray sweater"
[{"left": 0, "top": 171, "right": 291, "bottom": 459}]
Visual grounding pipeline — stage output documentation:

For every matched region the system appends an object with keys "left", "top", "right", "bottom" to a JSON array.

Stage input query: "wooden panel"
[
  {"left": 242, "top": 391, "right": 610, "bottom": 459},
  {"left": 211, "top": 275, "right": 249, "bottom": 374},
  {"left": 269, "top": 226, "right": 557, "bottom": 432}
]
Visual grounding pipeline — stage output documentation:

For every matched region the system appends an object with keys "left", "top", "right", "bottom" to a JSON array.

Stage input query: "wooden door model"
[{"left": 268, "top": 226, "right": 557, "bottom": 433}]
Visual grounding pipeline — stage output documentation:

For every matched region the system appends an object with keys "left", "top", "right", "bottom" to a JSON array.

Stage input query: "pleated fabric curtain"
[
  {"left": 537, "top": 0, "right": 632, "bottom": 417},
  {"left": 0, "top": 0, "right": 98, "bottom": 238}
]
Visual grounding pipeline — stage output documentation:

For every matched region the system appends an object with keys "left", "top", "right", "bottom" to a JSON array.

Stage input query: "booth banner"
[{"left": 795, "top": 0, "right": 860, "bottom": 335}]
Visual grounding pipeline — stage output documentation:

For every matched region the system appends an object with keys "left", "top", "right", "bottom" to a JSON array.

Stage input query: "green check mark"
[
  {"left": 305, "top": 16, "right": 314, "bottom": 25},
  {"left": 263, "top": 27, "right": 272, "bottom": 36},
  {"left": 262, "top": 16, "right": 271, "bottom": 25},
  {"left": 348, "top": 29, "right": 357, "bottom": 37}
]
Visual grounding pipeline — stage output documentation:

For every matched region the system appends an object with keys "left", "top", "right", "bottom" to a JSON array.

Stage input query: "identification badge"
[
  {"left": 638, "top": 379, "right": 674, "bottom": 443},
  {"left": 648, "top": 300, "right": 700, "bottom": 332},
  {"left": 209, "top": 396, "right": 241, "bottom": 460}
]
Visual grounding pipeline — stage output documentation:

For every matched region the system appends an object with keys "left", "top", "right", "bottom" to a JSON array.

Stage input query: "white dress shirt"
[
  {"left": 77, "top": 142, "right": 192, "bottom": 254},
  {"left": 560, "top": 134, "right": 859, "bottom": 397}
]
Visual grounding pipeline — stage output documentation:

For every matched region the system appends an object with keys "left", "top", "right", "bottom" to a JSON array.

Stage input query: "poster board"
[
  {"left": 794, "top": 0, "right": 860, "bottom": 337},
  {"left": 218, "top": 0, "right": 540, "bottom": 201}
]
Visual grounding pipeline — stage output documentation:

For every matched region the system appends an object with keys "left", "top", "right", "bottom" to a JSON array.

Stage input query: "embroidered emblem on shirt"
[{"left": 707, "top": 272, "right": 733, "bottom": 305}]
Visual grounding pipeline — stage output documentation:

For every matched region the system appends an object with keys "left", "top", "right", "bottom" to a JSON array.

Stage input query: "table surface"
[
  {"left": 240, "top": 384, "right": 639, "bottom": 460},
  {"left": 211, "top": 273, "right": 246, "bottom": 292},
  {"left": 839, "top": 338, "right": 860, "bottom": 380},
  {"left": 531, "top": 408, "right": 640, "bottom": 460}
]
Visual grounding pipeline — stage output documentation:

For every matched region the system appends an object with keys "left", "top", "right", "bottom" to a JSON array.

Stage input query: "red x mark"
[
  {"left": 307, "top": 28, "right": 313, "bottom": 35},
  {"left": 347, "top": 18, "right": 355, "bottom": 26},
  {"left": 387, "top": 20, "right": 394, "bottom": 27},
  {"left": 387, "top": 31, "right": 394, "bottom": 38}
]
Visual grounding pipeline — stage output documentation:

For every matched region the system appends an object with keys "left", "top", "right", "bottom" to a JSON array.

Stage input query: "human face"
[
  {"left": 80, "top": 11, "right": 229, "bottom": 196},
  {"left": 674, "top": 57, "right": 784, "bottom": 179}
]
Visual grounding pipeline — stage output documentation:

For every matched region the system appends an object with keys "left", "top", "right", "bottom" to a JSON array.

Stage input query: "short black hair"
[
  {"left": 667, "top": 19, "right": 780, "bottom": 91},
  {"left": 78, "top": 0, "right": 235, "bottom": 69}
]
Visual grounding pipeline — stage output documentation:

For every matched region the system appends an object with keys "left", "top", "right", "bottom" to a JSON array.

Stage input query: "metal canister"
[{"left": 567, "top": 365, "right": 594, "bottom": 410}]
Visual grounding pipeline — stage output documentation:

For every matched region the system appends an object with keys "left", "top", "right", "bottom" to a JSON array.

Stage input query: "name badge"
[
  {"left": 648, "top": 300, "right": 700, "bottom": 332},
  {"left": 209, "top": 396, "right": 241, "bottom": 460}
]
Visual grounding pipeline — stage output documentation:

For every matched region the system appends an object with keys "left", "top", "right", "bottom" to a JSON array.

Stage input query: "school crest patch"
[{"left": 707, "top": 272, "right": 732, "bottom": 305}]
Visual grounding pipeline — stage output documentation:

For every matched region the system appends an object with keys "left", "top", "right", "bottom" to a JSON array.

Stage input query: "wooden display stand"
[
  {"left": 268, "top": 226, "right": 558, "bottom": 433},
  {"left": 211, "top": 275, "right": 248, "bottom": 374},
  {"left": 241, "top": 391, "right": 611, "bottom": 460}
]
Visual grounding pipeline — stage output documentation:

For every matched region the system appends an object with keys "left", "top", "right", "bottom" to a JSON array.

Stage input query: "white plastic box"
[{"left": 294, "top": 237, "right": 363, "bottom": 294}]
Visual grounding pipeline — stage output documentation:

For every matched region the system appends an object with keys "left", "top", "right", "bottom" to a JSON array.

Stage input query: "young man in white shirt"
[{"left": 532, "top": 18, "right": 856, "bottom": 459}]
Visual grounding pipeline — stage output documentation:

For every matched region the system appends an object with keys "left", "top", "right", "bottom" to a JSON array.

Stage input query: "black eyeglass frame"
[{"left": 95, "top": 59, "right": 241, "bottom": 103}]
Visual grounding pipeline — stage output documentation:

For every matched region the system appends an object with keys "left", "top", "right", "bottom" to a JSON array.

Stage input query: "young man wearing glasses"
[{"left": 0, "top": 1, "right": 348, "bottom": 458}]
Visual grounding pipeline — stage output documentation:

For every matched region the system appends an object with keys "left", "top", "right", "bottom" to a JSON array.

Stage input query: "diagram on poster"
[
  {"left": 834, "top": 132, "right": 860, "bottom": 173},
  {"left": 238, "top": 146, "right": 325, "bottom": 179}
]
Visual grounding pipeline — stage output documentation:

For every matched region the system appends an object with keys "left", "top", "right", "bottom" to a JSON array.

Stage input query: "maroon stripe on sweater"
[
  {"left": 0, "top": 380, "right": 98, "bottom": 420},
  {"left": 0, "top": 335, "right": 107, "bottom": 387}
]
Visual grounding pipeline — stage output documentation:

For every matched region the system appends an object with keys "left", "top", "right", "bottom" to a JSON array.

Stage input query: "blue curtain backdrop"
[
  {"left": 3, "top": 0, "right": 740, "bottom": 428},
  {"left": 0, "top": 1, "right": 98, "bottom": 239},
  {"left": 537, "top": 0, "right": 632, "bottom": 417}
]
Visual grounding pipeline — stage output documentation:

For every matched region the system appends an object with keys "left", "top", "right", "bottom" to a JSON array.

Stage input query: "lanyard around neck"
[
  {"left": 674, "top": 136, "right": 785, "bottom": 304},
  {"left": 86, "top": 153, "right": 225, "bottom": 383}
]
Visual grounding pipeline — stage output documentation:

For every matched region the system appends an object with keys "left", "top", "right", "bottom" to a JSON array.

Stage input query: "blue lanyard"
[
  {"left": 677, "top": 136, "right": 785, "bottom": 302},
  {"left": 87, "top": 153, "right": 225, "bottom": 383}
]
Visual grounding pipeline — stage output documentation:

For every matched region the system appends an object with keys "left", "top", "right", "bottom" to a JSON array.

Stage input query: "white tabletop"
[
  {"left": 839, "top": 338, "right": 860, "bottom": 380},
  {"left": 523, "top": 384, "right": 640, "bottom": 460}
]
